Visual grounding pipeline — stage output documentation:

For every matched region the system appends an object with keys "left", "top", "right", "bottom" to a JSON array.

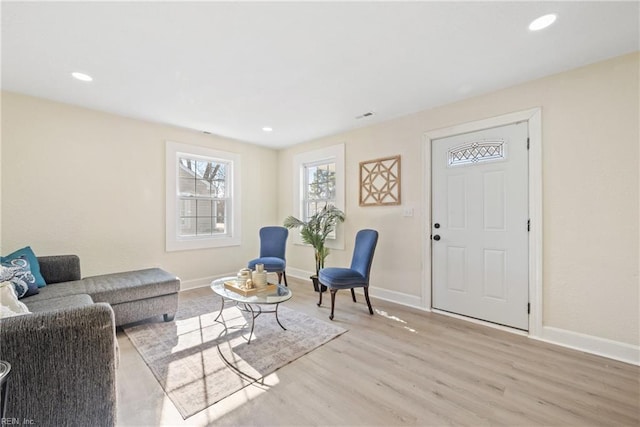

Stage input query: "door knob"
[
  {"left": 433, "top": 235, "right": 441, "bottom": 241},
  {"left": 434, "top": 223, "right": 440, "bottom": 229}
]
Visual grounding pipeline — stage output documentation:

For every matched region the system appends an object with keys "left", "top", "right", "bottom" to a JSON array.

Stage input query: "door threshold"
[{"left": 431, "top": 308, "right": 529, "bottom": 336}]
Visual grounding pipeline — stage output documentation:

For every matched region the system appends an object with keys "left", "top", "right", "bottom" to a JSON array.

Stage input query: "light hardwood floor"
[{"left": 117, "top": 277, "right": 640, "bottom": 426}]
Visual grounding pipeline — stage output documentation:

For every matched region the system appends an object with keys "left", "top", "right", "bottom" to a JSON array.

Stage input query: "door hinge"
[
  {"left": 527, "top": 303, "right": 530, "bottom": 314},
  {"left": 527, "top": 219, "right": 530, "bottom": 232},
  {"left": 527, "top": 137, "right": 530, "bottom": 150}
]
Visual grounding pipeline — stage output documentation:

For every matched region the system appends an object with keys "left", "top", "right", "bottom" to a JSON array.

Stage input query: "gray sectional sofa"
[{"left": 0, "top": 255, "right": 180, "bottom": 426}]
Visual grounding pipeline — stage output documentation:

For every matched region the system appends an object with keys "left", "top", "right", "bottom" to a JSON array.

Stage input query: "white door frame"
[{"left": 422, "top": 108, "right": 543, "bottom": 337}]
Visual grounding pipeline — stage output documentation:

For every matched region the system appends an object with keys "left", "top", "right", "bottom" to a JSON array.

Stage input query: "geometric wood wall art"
[{"left": 359, "top": 155, "right": 401, "bottom": 206}]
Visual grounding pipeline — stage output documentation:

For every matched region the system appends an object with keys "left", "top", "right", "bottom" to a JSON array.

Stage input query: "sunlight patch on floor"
[
  {"left": 158, "top": 373, "right": 281, "bottom": 426},
  {"left": 375, "top": 308, "right": 418, "bottom": 333},
  {"left": 158, "top": 318, "right": 281, "bottom": 426}
]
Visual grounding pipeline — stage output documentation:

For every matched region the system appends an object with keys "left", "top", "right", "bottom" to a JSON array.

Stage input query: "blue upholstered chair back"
[
  {"left": 350, "top": 229, "right": 378, "bottom": 281},
  {"left": 259, "top": 226, "right": 288, "bottom": 260}
]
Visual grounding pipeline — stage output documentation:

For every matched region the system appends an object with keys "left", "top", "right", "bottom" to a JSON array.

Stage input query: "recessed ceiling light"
[
  {"left": 262, "top": 127, "right": 273, "bottom": 132},
  {"left": 529, "top": 14, "right": 557, "bottom": 31},
  {"left": 71, "top": 72, "right": 93, "bottom": 82}
]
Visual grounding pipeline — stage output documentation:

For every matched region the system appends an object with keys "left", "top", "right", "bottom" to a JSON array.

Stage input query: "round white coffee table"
[{"left": 210, "top": 277, "right": 292, "bottom": 344}]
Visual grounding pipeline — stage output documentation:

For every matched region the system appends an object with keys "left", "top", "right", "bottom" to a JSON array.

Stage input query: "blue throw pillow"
[
  {"left": 1, "top": 246, "right": 46, "bottom": 288},
  {"left": 1, "top": 256, "right": 39, "bottom": 299}
]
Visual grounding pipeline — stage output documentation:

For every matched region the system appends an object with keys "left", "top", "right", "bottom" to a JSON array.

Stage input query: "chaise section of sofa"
[
  {"left": 26, "top": 256, "right": 180, "bottom": 326},
  {"left": 79, "top": 268, "right": 180, "bottom": 326}
]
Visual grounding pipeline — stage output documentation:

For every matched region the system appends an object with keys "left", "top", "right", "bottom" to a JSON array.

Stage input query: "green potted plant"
[{"left": 283, "top": 205, "right": 346, "bottom": 292}]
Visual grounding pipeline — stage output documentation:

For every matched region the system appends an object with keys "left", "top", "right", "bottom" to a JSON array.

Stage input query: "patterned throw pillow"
[
  {"left": 0, "top": 256, "right": 39, "bottom": 299},
  {"left": 1, "top": 246, "right": 47, "bottom": 288}
]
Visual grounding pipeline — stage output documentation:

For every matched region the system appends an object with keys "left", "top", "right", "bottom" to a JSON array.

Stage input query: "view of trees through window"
[
  {"left": 304, "top": 162, "right": 336, "bottom": 220},
  {"left": 178, "top": 157, "right": 229, "bottom": 236}
]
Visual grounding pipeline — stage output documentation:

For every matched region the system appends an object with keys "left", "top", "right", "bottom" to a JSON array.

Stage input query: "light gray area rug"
[{"left": 123, "top": 292, "right": 346, "bottom": 419}]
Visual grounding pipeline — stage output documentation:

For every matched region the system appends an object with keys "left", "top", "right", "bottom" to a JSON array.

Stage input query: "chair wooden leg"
[
  {"left": 276, "top": 272, "right": 289, "bottom": 286},
  {"left": 317, "top": 282, "right": 323, "bottom": 307},
  {"left": 364, "top": 286, "right": 374, "bottom": 315},
  {"left": 330, "top": 289, "right": 337, "bottom": 320},
  {"left": 350, "top": 288, "right": 357, "bottom": 302}
]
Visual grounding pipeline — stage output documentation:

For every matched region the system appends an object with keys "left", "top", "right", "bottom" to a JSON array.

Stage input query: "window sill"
[{"left": 166, "top": 235, "right": 241, "bottom": 252}]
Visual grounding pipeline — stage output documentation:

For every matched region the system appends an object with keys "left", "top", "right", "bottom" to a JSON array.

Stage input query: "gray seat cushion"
[
  {"left": 82, "top": 268, "right": 179, "bottom": 305},
  {"left": 22, "top": 280, "right": 90, "bottom": 303},
  {"left": 26, "top": 293, "right": 94, "bottom": 313}
]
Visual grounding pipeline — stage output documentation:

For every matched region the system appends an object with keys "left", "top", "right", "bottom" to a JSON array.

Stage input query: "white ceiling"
[{"left": 2, "top": 2, "right": 638, "bottom": 148}]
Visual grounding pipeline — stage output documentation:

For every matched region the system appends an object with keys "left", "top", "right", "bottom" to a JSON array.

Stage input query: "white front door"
[{"left": 431, "top": 122, "right": 529, "bottom": 330}]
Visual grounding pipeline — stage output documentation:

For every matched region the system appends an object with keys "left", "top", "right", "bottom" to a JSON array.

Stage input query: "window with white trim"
[
  {"left": 178, "top": 157, "right": 229, "bottom": 236},
  {"left": 166, "top": 141, "right": 240, "bottom": 251},
  {"left": 293, "top": 144, "right": 345, "bottom": 249}
]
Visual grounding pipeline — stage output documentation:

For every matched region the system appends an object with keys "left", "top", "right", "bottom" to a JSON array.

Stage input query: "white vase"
[{"left": 252, "top": 270, "right": 267, "bottom": 287}]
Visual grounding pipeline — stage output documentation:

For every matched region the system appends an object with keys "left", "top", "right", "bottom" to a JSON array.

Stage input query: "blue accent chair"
[
  {"left": 318, "top": 229, "right": 378, "bottom": 320},
  {"left": 248, "top": 226, "right": 289, "bottom": 286}
]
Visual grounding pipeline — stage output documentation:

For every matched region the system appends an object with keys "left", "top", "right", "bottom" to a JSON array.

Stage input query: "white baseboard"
[
  {"left": 286, "top": 267, "right": 314, "bottom": 281},
  {"left": 372, "top": 288, "right": 639, "bottom": 365},
  {"left": 288, "top": 268, "right": 426, "bottom": 310},
  {"left": 533, "top": 326, "right": 639, "bottom": 366},
  {"left": 368, "top": 286, "right": 427, "bottom": 311},
  {"left": 179, "top": 272, "right": 234, "bottom": 291}
]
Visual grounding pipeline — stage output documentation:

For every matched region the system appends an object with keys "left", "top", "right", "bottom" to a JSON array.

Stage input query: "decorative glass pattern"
[{"left": 448, "top": 141, "right": 505, "bottom": 166}]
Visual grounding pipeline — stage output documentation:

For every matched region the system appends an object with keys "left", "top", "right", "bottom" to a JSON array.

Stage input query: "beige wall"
[
  {"left": 278, "top": 52, "right": 639, "bottom": 346},
  {"left": 1, "top": 92, "right": 278, "bottom": 285}
]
